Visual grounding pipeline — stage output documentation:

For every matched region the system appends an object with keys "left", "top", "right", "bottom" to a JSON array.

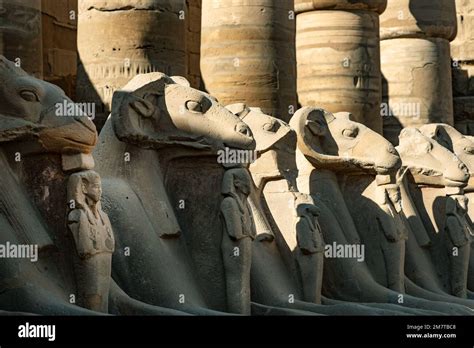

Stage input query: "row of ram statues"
[{"left": 0, "top": 55, "right": 473, "bottom": 315}]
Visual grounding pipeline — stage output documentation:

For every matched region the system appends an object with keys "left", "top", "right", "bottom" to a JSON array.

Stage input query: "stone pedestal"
[
  {"left": 76, "top": 0, "right": 187, "bottom": 130},
  {"left": 380, "top": 0, "right": 457, "bottom": 143},
  {"left": 295, "top": 0, "right": 387, "bottom": 133},
  {"left": 201, "top": 0, "right": 296, "bottom": 122}
]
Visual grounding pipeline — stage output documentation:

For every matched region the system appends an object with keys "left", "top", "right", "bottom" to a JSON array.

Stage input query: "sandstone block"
[
  {"left": 381, "top": 37, "right": 454, "bottom": 142},
  {"left": 201, "top": 0, "right": 296, "bottom": 122},
  {"left": 0, "top": 0, "right": 43, "bottom": 77},
  {"left": 62, "top": 153, "right": 95, "bottom": 172},
  {"left": 380, "top": 0, "right": 457, "bottom": 41},
  {"left": 451, "top": 0, "right": 474, "bottom": 61},
  {"left": 76, "top": 0, "right": 187, "bottom": 130},
  {"left": 295, "top": 0, "right": 387, "bottom": 14},
  {"left": 297, "top": 10, "right": 383, "bottom": 133}
]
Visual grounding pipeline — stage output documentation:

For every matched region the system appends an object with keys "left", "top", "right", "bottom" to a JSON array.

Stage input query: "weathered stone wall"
[
  {"left": 451, "top": 0, "right": 474, "bottom": 135},
  {"left": 186, "top": 0, "right": 202, "bottom": 89},
  {"left": 380, "top": 0, "right": 457, "bottom": 144},
  {"left": 295, "top": 0, "right": 387, "bottom": 134},
  {"left": 76, "top": 0, "right": 187, "bottom": 130},
  {"left": 201, "top": 0, "right": 296, "bottom": 122},
  {"left": 0, "top": 0, "right": 43, "bottom": 78},
  {"left": 41, "top": 0, "right": 78, "bottom": 99}
]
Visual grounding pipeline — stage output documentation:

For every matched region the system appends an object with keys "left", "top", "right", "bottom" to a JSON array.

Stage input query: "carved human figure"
[
  {"left": 418, "top": 124, "right": 474, "bottom": 293},
  {"left": 95, "top": 72, "right": 255, "bottom": 315},
  {"left": 445, "top": 194, "right": 472, "bottom": 298},
  {"left": 220, "top": 167, "right": 255, "bottom": 315},
  {"left": 226, "top": 104, "right": 408, "bottom": 314},
  {"left": 0, "top": 56, "right": 189, "bottom": 315},
  {"left": 288, "top": 107, "right": 474, "bottom": 314},
  {"left": 373, "top": 181, "right": 408, "bottom": 292},
  {"left": 67, "top": 170, "right": 115, "bottom": 313},
  {"left": 396, "top": 127, "right": 473, "bottom": 299},
  {"left": 293, "top": 193, "right": 325, "bottom": 303}
]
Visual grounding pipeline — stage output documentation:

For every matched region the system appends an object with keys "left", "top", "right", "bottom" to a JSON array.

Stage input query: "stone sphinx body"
[
  {"left": 417, "top": 124, "right": 474, "bottom": 296},
  {"left": 94, "top": 73, "right": 257, "bottom": 315},
  {"left": 289, "top": 107, "right": 473, "bottom": 314},
  {"left": 0, "top": 55, "right": 100, "bottom": 314},
  {"left": 229, "top": 105, "right": 331, "bottom": 314},
  {"left": 0, "top": 56, "right": 194, "bottom": 315},
  {"left": 227, "top": 104, "right": 441, "bottom": 315},
  {"left": 1, "top": 53, "right": 473, "bottom": 315},
  {"left": 395, "top": 127, "right": 474, "bottom": 304}
]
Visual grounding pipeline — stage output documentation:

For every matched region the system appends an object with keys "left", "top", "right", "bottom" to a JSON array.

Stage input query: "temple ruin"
[{"left": 0, "top": 0, "right": 473, "bottom": 316}]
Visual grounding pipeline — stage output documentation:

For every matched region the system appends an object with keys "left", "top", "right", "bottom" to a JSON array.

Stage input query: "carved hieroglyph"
[
  {"left": 0, "top": 0, "right": 43, "bottom": 78},
  {"left": 67, "top": 170, "right": 115, "bottom": 312},
  {"left": 201, "top": 0, "right": 296, "bottom": 122},
  {"left": 380, "top": 0, "right": 457, "bottom": 143},
  {"left": 295, "top": 0, "right": 386, "bottom": 133},
  {"left": 77, "top": 0, "right": 187, "bottom": 129}
]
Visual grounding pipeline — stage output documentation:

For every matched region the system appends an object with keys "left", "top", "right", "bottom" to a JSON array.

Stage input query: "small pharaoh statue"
[
  {"left": 67, "top": 170, "right": 115, "bottom": 312},
  {"left": 220, "top": 168, "right": 256, "bottom": 315},
  {"left": 293, "top": 193, "right": 325, "bottom": 303},
  {"left": 373, "top": 181, "right": 408, "bottom": 292},
  {"left": 445, "top": 194, "right": 472, "bottom": 298}
]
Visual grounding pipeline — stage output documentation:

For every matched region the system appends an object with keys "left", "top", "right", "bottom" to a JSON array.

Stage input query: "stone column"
[
  {"left": 380, "top": 0, "right": 457, "bottom": 144},
  {"left": 186, "top": 0, "right": 202, "bottom": 89},
  {"left": 0, "top": 0, "right": 43, "bottom": 78},
  {"left": 76, "top": 0, "right": 187, "bottom": 130},
  {"left": 41, "top": 0, "right": 78, "bottom": 99},
  {"left": 201, "top": 0, "right": 296, "bottom": 122},
  {"left": 451, "top": 0, "right": 474, "bottom": 135},
  {"left": 295, "top": 0, "right": 387, "bottom": 134}
]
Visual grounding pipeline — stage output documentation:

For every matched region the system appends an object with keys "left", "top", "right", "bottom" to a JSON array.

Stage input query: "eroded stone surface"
[
  {"left": 297, "top": 9, "right": 384, "bottom": 133},
  {"left": 0, "top": 0, "right": 43, "bottom": 77},
  {"left": 201, "top": 0, "right": 296, "bottom": 122},
  {"left": 76, "top": 0, "right": 187, "bottom": 129},
  {"left": 62, "top": 153, "right": 95, "bottom": 172},
  {"left": 380, "top": 0, "right": 457, "bottom": 41},
  {"left": 397, "top": 127, "right": 473, "bottom": 299},
  {"left": 94, "top": 72, "right": 256, "bottom": 314},
  {"left": 295, "top": 0, "right": 387, "bottom": 14},
  {"left": 0, "top": 57, "right": 188, "bottom": 316},
  {"left": 67, "top": 170, "right": 115, "bottom": 312},
  {"left": 381, "top": 38, "right": 454, "bottom": 144},
  {"left": 451, "top": 0, "right": 474, "bottom": 135}
]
